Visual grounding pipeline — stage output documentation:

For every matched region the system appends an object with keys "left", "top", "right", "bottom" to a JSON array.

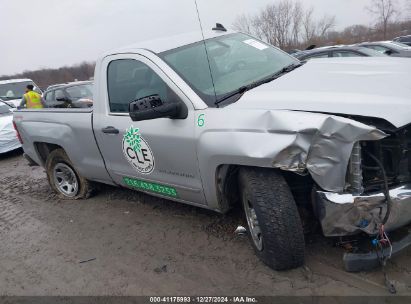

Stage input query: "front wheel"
[
  {"left": 239, "top": 167, "right": 305, "bottom": 270},
  {"left": 46, "top": 149, "right": 95, "bottom": 199}
]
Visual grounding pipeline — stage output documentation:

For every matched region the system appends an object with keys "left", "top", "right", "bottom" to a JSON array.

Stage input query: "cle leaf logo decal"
[{"left": 124, "top": 126, "right": 141, "bottom": 152}]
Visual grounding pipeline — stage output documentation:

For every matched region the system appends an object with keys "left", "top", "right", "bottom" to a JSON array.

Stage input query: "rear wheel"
[
  {"left": 239, "top": 167, "right": 305, "bottom": 270},
  {"left": 46, "top": 149, "right": 94, "bottom": 199}
]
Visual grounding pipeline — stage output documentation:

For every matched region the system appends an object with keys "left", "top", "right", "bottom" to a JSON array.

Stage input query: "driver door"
[{"left": 93, "top": 54, "right": 206, "bottom": 206}]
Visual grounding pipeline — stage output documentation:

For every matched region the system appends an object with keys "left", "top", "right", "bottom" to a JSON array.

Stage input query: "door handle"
[{"left": 102, "top": 126, "right": 119, "bottom": 134}]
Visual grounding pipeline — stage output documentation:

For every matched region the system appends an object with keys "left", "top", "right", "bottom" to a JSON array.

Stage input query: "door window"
[
  {"left": 44, "top": 91, "right": 55, "bottom": 107},
  {"left": 66, "top": 84, "right": 93, "bottom": 101},
  {"left": 107, "top": 59, "right": 179, "bottom": 113},
  {"left": 365, "top": 45, "right": 389, "bottom": 53},
  {"left": 332, "top": 51, "right": 362, "bottom": 57},
  {"left": 55, "top": 89, "right": 65, "bottom": 101},
  {"left": 304, "top": 52, "right": 329, "bottom": 60},
  {"left": 44, "top": 91, "right": 54, "bottom": 102}
]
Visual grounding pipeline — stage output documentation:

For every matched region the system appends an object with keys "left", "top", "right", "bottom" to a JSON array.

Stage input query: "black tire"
[
  {"left": 45, "top": 149, "right": 95, "bottom": 199},
  {"left": 239, "top": 167, "right": 305, "bottom": 270}
]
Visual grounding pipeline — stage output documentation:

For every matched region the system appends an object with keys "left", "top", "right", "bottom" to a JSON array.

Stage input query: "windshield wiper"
[
  {"left": 214, "top": 86, "right": 249, "bottom": 107},
  {"left": 246, "top": 62, "right": 305, "bottom": 90},
  {"left": 215, "top": 62, "right": 305, "bottom": 107}
]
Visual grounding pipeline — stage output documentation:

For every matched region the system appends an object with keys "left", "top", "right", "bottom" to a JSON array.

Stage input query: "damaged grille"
[{"left": 360, "top": 124, "right": 411, "bottom": 193}]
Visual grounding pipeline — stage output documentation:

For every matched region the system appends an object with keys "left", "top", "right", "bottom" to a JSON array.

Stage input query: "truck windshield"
[
  {"left": 160, "top": 33, "right": 298, "bottom": 107},
  {"left": 0, "top": 81, "right": 41, "bottom": 100}
]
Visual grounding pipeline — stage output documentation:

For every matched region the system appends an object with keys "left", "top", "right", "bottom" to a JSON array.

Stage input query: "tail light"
[{"left": 12, "top": 121, "right": 23, "bottom": 144}]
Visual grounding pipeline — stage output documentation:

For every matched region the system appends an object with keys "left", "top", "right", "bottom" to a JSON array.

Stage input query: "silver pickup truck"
[{"left": 13, "top": 29, "right": 411, "bottom": 271}]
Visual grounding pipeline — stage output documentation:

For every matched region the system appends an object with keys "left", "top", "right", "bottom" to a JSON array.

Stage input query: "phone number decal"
[{"left": 123, "top": 177, "right": 178, "bottom": 198}]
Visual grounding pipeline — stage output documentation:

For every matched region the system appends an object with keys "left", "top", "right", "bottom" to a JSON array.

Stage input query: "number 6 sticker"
[{"left": 197, "top": 113, "right": 205, "bottom": 127}]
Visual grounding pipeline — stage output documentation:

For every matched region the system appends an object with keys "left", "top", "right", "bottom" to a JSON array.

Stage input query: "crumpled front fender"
[
  {"left": 196, "top": 109, "right": 386, "bottom": 210},
  {"left": 271, "top": 115, "right": 386, "bottom": 192}
]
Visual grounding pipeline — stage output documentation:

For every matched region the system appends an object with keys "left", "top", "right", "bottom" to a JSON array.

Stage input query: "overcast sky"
[{"left": 0, "top": 0, "right": 408, "bottom": 75}]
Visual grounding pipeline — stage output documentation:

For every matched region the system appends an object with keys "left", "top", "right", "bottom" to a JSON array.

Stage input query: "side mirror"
[
  {"left": 129, "top": 94, "right": 186, "bottom": 122},
  {"left": 384, "top": 50, "right": 393, "bottom": 55},
  {"left": 56, "top": 97, "right": 69, "bottom": 102}
]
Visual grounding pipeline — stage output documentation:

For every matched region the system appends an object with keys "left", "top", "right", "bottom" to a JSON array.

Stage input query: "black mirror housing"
[{"left": 129, "top": 95, "right": 187, "bottom": 122}]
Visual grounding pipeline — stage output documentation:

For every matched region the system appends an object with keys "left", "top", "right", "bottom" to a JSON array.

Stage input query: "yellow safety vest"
[{"left": 24, "top": 91, "right": 43, "bottom": 109}]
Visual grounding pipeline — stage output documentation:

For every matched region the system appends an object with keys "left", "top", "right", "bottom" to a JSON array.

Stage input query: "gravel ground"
[{"left": 0, "top": 149, "right": 410, "bottom": 296}]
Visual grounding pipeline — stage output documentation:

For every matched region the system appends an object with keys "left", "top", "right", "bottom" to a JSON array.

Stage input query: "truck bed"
[{"left": 13, "top": 108, "right": 113, "bottom": 185}]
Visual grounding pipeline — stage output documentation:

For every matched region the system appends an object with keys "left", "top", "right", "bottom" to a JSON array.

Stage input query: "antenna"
[{"left": 194, "top": 0, "right": 218, "bottom": 105}]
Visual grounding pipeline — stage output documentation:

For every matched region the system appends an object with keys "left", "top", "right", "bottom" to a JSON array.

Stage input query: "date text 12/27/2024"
[{"left": 149, "top": 296, "right": 258, "bottom": 303}]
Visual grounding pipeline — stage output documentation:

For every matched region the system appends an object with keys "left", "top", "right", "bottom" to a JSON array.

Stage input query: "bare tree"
[
  {"left": 273, "top": 2, "right": 289, "bottom": 48},
  {"left": 257, "top": 4, "right": 278, "bottom": 45},
  {"left": 302, "top": 8, "right": 335, "bottom": 44},
  {"left": 366, "top": 0, "right": 399, "bottom": 39},
  {"left": 317, "top": 15, "right": 336, "bottom": 37},
  {"left": 232, "top": 0, "right": 335, "bottom": 50},
  {"left": 232, "top": 14, "right": 253, "bottom": 34},
  {"left": 339, "top": 24, "right": 371, "bottom": 43},
  {"left": 291, "top": 2, "right": 304, "bottom": 46},
  {"left": 302, "top": 7, "right": 316, "bottom": 43}
]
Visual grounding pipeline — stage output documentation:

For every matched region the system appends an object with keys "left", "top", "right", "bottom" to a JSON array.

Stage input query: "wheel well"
[
  {"left": 216, "top": 165, "right": 241, "bottom": 213},
  {"left": 216, "top": 165, "right": 316, "bottom": 215},
  {"left": 34, "top": 142, "right": 63, "bottom": 165},
  {"left": 281, "top": 171, "right": 314, "bottom": 208}
]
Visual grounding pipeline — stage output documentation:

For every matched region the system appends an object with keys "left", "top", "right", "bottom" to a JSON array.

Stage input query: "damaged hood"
[{"left": 232, "top": 57, "right": 411, "bottom": 128}]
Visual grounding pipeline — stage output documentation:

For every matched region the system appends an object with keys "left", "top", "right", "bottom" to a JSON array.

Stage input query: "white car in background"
[
  {"left": 0, "top": 78, "right": 42, "bottom": 108},
  {"left": 0, "top": 100, "right": 21, "bottom": 153}
]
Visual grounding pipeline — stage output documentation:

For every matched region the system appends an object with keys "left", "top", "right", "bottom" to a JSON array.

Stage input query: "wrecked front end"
[
  {"left": 314, "top": 121, "right": 411, "bottom": 237},
  {"left": 263, "top": 112, "right": 411, "bottom": 273},
  {"left": 205, "top": 108, "right": 411, "bottom": 239}
]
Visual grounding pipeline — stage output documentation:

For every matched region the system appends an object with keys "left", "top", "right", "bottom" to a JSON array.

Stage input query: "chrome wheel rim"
[
  {"left": 243, "top": 192, "right": 263, "bottom": 251},
  {"left": 53, "top": 163, "right": 79, "bottom": 197}
]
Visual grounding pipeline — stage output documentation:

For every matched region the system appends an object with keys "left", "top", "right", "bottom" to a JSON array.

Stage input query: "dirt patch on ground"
[{"left": 0, "top": 150, "right": 410, "bottom": 296}]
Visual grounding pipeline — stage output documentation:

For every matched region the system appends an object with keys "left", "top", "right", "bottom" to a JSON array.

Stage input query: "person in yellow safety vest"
[{"left": 20, "top": 84, "right": 45, "bottom": 109}]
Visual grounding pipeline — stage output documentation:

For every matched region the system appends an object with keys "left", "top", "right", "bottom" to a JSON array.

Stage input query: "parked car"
[
  {"left": 0, "top": 100, "right": 21, "bottom": 153},
  {"left": 43, "top": 81, "right": 93, "bottom": 108},
  {"left": 357, "top": 41, "right": 411, "bottom": 57},
  {"left": 293, "top": 45, "right": 387, "bottom": 60},
  {"left": 14, "top": 29, "right": 411, "bottom": 272},
  {"left": 0, "top": 79, "right": 42, "bottom": 108},
  {"left": 393, "top": 35, "right": 411, "bottom": 46}
]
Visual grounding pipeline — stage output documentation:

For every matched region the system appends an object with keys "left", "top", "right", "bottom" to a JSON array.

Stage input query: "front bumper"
[{"left": 315, "top": 183, "right": 411, "bottom": 237}]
